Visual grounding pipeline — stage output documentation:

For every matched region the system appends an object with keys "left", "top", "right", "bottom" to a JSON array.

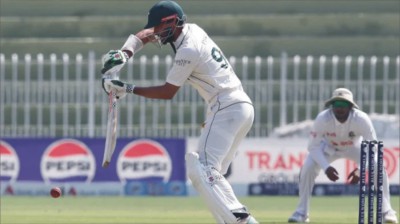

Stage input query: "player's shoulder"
[
  {"left": 176, "top": 24, "right": 204, "bottom": 56},
  {"left": 350, "top": 108, "right": 371, "bottom": 122},
  {"left": 187, "top": 23, "right": 205, "bottom": 33},
  {"left": 315, "top": 109, "right": 332, "bottom": 122},
  {"left": 187, "top": 23, "right": 211, "bottom": 43}
]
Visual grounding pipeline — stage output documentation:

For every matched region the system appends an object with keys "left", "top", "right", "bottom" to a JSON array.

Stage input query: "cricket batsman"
[{"left": 100, "top": 1, "right": 258, "bottom": 223}]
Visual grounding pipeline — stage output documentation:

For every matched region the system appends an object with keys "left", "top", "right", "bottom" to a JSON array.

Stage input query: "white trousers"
[
  {"left": 192, "top": 101, "right": 254, "bottom": 222},
  {"left": 198, "top": 101, "right": 254, "bottom": 174},
  {"left": 294, "top": 145, "right": 395, "bottom": 216}
]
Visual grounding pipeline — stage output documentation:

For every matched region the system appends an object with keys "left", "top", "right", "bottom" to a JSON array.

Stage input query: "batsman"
[
  {"left": 100, "top": 1, "right": 258, "bottom": 223},
  {"left": 288, "top": 88, "right": 398, "bottom": 223}
]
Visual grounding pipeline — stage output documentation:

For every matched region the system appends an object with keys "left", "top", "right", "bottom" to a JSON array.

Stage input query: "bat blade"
[
  {"left": 102, "top": 90, "right": 118, "bottom": 168},
  {"left": 102, "top": 72, "right": 119, "bottom": 168}
]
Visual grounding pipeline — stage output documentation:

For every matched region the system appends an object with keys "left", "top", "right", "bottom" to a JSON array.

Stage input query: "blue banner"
[
  {"left": 0, "top": 138, "right": 186, "bottom": 195},
  {"left": 248, "top": 183, "right": 400, "bottom": 196}
]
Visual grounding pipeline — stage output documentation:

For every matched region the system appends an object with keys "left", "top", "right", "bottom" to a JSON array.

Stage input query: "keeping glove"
[
  {"left": 101, "top": 50, "right": 129, "bottom": 75},
  {"left": 102, "top": 79, "right": 135, "bottom": 99},
  {"left": 347, "top": 168, "right": 360, "bottom": 184},
  {"left": 325, "top": 166, "right": 339, "bottom": 182}
]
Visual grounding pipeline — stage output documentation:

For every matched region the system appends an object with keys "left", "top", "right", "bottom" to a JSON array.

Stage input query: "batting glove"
[
  {"left": 101, "top": 50, "right": 129, "bottom": 75},
  {"left": 103, "top": 79, "right": 135, "bottom": 99}
]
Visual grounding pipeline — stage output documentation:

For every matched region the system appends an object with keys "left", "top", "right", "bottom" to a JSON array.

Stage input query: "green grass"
[{"left": 1, "top": 196, "right": 399, "bottom": 223}]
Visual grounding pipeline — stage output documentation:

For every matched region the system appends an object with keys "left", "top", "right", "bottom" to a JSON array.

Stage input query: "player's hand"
[
  {"left": 325, "top": 166, "right": 339, "bottom": 182},
  {"left": 101, "top": 50, "right": 129, "bottom": 75},
  {"left": 347, "top": 168, "right": 360, "bottom": 184},
  {"left": 103, "top": 79, "right": 135, "bottom": 99}
]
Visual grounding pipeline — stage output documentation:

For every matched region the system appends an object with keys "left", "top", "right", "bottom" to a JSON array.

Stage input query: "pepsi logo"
[
  {"left": 41, "top": 139, "right": 96, "bottom": 183},
  {"left": 0, "top": 141, "right": 20, "bottom": 183},
  {"left": 117, "top": 139, "right": 172, "bottom": 182},
  {"left": 383, "top": 146, "right": 399, "bottom": 178},
  {"left": 346, "top": 145, "right": 400, "bottom": 183}
]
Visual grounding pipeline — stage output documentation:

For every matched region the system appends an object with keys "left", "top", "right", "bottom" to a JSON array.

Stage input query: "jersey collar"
[
  {"left": 331, "top": 109, "right": 353, "bottom": 125},
  {"left": 173, "top": 24, "right": 189, "bottom": 50}
]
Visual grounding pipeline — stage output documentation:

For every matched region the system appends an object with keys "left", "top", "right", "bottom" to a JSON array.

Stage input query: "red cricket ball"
[{"left": 50, "top": 187, "right": 62, "bottom": 198}]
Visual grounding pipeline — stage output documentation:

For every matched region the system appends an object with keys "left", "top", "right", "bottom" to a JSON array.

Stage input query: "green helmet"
[{"left": 144, "top": 1, "right": 185, "bottom": 29}]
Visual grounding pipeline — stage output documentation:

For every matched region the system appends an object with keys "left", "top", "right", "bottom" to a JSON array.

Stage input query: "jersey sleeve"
[
  {"left": 308, "top": 115, "right": 330, "bottom": 170},
  {"left": 308, "top": 116, "right": 325, "bottom": 152},
  {"left": 166, "top": 47, "right": 198, "bottom": 87},
  {"left": 358, "top": 112, "right": 377, "bottom": 141}
]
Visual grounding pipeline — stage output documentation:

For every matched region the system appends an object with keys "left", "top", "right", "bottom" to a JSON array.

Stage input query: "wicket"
[{"left": 358, "top": 140, "right": 384, "bottom": 224}]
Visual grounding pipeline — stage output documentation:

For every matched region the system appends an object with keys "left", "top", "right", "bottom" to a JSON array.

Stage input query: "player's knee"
[
  {"left": 185, "top": 152, "right": 224, "bottom": 185},
  {"left": 185, "top": 151, "right": 199, "bottom": 162},
  {"left": 185, "top": 152, "right": 201, "bottom": 181},
  {"left": 299, "top": 165, "right": 319, "bottom": 180},
  {"left": 304, "top": 158, "right": 320, "bottom": 171}
]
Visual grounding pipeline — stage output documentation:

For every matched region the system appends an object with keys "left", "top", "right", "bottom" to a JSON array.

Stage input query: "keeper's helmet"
[{"left": 144, "top": 1, "right": 186, "bottom": 45}]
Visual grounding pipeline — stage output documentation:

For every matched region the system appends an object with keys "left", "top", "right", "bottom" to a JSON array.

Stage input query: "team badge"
[{"left": 348, "top": 131, "right": 355, "bottom": 139}]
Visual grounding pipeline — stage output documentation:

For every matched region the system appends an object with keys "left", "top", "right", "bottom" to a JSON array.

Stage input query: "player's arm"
[
  {"left": 347, "top": 114, "right": 378, "bottom": 184},
  {"left": 359, "top": 113, "right": 377, "bottom": 141},
  {"left": 101, "top": 29, "right": 154, "bottom": 75},
  {"left": 307, "top": 117, "right": 339, "bottom": 182},
  {"left": 103, "top": 79, "right": 180, "bottom": 100},
  {"left": 345, "top": 113, "right": 377, "bottom": 183},
  {"left": 133, "top": 83, "right": 180, "bottom": 99},
  {"left": 307, "top": 117, "right": 332, "bottom": 175},
  {"left": 103, "top": 44, "right": 194, "bottom": 100},
  {"left": 135, "top": 28, "right": 156, "bottom": 45}
]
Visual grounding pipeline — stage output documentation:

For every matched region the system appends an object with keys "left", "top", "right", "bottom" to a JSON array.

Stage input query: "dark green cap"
[{"left": 144, "top": 1, "right": 184, "bottom": 29}]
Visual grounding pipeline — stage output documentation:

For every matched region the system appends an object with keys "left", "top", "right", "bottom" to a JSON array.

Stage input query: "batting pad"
[{"left": 186, "top": 152, "right": 243, "bottom": 223}]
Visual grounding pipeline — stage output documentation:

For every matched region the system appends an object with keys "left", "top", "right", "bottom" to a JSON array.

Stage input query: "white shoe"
[
  {"left": 384, "top": 210, "right": 398, "bottom": 223},
  {"left": 238, "top": 215, "right": 259, "bottom": 224},
  {"left": 288, "top": 212, "right": 310, "bottom": 223}
]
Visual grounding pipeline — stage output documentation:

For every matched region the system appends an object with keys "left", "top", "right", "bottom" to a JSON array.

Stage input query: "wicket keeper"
[{"left": 288, "top": 88, "right": 398, "bottom": 223}]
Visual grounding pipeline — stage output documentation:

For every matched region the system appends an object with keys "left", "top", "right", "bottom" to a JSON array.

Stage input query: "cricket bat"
[{"left": 102, "top": 73, "right": 118, "bottom": 168}]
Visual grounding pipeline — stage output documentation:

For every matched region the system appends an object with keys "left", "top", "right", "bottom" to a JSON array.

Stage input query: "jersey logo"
[{"left": 175, "top": 59, "right": 191, "bottom": 66}]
